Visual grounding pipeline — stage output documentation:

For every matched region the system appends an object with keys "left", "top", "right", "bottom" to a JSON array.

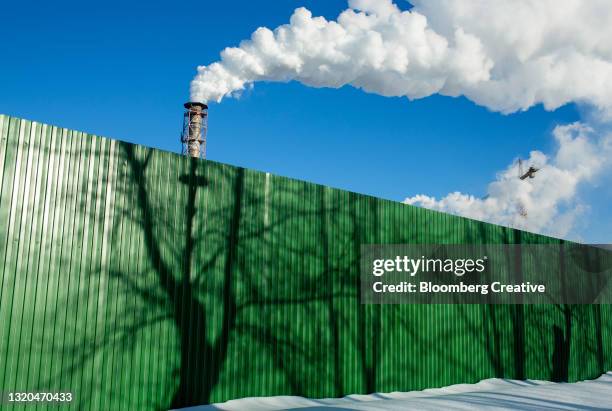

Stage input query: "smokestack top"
[
  {"left": 184, "top": 102, "right": 208, "bottom": 110},
  {"left": 182, "top": 102, "right": 208, "bottom": 158}
]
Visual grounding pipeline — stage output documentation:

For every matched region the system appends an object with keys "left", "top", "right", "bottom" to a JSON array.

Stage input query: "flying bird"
[
  {"left": 520, "top": 166, "right": 539, "bottom": 180},
  {"left": 518, "top": 159, "right": 539, "bottom": 180}
]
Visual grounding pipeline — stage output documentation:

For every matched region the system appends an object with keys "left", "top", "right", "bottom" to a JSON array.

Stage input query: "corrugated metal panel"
[{"left": 0, "top": 114, "right": 610, "bottom": 410}]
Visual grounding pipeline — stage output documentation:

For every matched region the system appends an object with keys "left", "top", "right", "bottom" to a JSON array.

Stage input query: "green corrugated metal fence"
[{"left": 0, "top": 114, "right": 610, "bottom": 410}]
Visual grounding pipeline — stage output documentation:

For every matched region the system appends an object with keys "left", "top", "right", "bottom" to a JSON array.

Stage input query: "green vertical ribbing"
[
  {"left": 0, "top": 115, "right": 610, "bottom": 411},
  {"left": 22, "top": 122, "right": 49, "bottom": 397}
]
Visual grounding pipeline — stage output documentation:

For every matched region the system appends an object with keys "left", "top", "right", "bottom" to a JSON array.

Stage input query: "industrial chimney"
[{"left": 181, "top": 102, "right": 208, "bottom": 158}]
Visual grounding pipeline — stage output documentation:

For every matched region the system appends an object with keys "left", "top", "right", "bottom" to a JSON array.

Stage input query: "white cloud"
[
  {"left": 404, "top": 123, "right": 612, "bottom": 238},
  {"left": 191, "top": 0, "right": 612, "bottom": 239},
  {"left": 190, "top": 0, "right": 612, "bottom": 117}
]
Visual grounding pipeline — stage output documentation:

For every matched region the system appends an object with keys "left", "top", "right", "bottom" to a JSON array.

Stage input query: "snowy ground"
[{"left": 177, "top": 372, "right": 612, "bottom": 410}]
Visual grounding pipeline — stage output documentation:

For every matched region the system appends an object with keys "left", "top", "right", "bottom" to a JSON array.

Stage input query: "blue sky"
[{"left": 1, "top": 0, "right": 610, "bottom": 241}]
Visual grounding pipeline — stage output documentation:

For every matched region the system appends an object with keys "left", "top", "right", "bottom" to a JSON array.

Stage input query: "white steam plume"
[
  {"left": 191, "top": 0, "right": 612, "bottom": 238},
  {"left": 191, "top": 0, "right": 612, "bottom": 116},
  {"left": 405, "top": 123, "right": 612, "bottom": 238}
]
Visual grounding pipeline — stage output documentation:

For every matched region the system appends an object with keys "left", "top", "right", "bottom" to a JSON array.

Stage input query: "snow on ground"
[{"left": 177, "top": 372, "right": 612, "bottom": 410}]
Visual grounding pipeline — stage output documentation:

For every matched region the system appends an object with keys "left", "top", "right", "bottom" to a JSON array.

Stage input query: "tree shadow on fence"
[{"left": 1, "top": 120, "right": 611, "bottom": 411}]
